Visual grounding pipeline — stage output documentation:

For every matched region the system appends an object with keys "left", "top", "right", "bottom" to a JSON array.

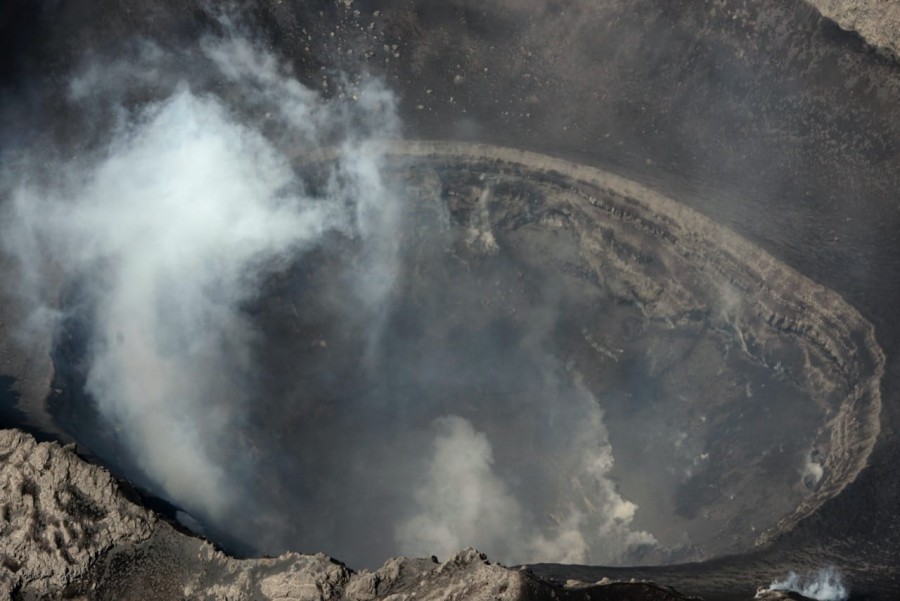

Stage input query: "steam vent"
[{"left": 1, "top": 1, "right": 900, "bottom": 600}]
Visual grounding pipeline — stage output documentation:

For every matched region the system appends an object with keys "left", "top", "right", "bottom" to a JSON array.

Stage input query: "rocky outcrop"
[
  {"left": 0, "top": 429, "right": 154, "bottom": 599},
  {"left": 0, "top": 429, "right": 702, "bottom": 600},
  {"left": 806, "top": 0, "right": 900, "bottom": 59}
]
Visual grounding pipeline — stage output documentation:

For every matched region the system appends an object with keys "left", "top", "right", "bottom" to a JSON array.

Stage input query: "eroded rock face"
[
  {"left": 0, "top": 429, "right": 155, "bottom": 598},
  {"left": 0, "top": 428, "right": 704, "bottom": 600},
  {"left": 805, "top": 0, "right": 900, "bottom": 59}
]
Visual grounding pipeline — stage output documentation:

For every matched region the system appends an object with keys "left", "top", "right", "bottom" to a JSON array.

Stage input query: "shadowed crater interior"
[{"left": 48, "top": 142, "right": 883, "bottom": 569}]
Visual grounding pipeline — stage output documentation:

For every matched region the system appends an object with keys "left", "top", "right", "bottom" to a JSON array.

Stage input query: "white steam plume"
[
  {"left": 3, "top": 15, "right": 658, "bottom": 567},
  {"left": 396, "top": 370, "right": 656, "bottom": 565},
  {"left": 395, "top": 416, "right": 527, "bottom": 562},
  {"left": 2, "top": 35, "right": 401, "bottom": 524},
  {"left": 759, "top": 567, "right": 849, "bottom": 601}
]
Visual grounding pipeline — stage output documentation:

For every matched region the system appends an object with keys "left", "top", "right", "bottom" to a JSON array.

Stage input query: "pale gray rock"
[
  {"left": 0, "top": 429, "right": 155, "bottom": 598},
  {"left": 344, "top": 549, "right": 527, "bottom": 601},
  {"left": 0, "top": 429, "right": 698, "bottom": 601},
  {"left": 806, "top": 0, "right": 900, "bottom": 58}
]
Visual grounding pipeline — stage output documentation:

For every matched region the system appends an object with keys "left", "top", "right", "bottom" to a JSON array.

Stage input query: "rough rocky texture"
[
  {"left": 0, "top": 429, "right": 703, "bottom": 600},
  {"left": 1, "top": 0, "right": 898, "bottom": 598},
  {"left": 0, "top": 429, "right": 154, "bottom": 599},
  {"left": 344, "top": 550, "right": 527, "bottom": 601},
  {"left": 806, "top": 0, "right": 900, "bottom": 59}
]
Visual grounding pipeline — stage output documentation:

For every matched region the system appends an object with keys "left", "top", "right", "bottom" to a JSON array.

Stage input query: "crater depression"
[{"left": 48, "top": 142, "right": 883, "bottom": 569}]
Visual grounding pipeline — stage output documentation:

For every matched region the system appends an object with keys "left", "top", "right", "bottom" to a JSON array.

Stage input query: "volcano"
[{"left": 1, "top": 2, "right": 899, "bottom": 600}]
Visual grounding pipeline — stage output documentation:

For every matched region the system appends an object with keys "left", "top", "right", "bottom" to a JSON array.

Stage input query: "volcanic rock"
[
  {"left": 0, "top": 429, "right": 154, "bottom": 598},
  {"left": 0, "top": 429, "right": 700, "bottom": 600},
  {"left": 805, "top": 0, "right": 900, "bottom": 59}
]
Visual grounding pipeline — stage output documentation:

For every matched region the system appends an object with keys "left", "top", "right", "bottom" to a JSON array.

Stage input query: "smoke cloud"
[
  {"left": 3, "top": 29, "right": 399, "bottom": 525},
  {"left": 396, "top": 386, "right": 657, "bottom": 565},
  {"left": 761, "top": 567, "right": 848, "bottom": 601},
  {"left": 0, "top": 10, "right": 654, "bottom": 568}
]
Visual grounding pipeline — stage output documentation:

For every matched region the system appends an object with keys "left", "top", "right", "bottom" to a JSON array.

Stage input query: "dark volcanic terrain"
[{"left": 1, "top": 1, "right": 899, "bottom": 600}]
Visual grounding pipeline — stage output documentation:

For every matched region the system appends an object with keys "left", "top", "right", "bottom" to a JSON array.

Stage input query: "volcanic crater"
[{"left": 48, "top": 141, "right": 883, "bottom": 568}]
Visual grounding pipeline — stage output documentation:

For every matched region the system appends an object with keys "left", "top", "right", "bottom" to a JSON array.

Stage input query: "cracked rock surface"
[
  {"left": 0, "top": 430, "right": 154, "bottom": 599},
  {"left": 0, "top": 429, "right": 700, "bottom": 600}
]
